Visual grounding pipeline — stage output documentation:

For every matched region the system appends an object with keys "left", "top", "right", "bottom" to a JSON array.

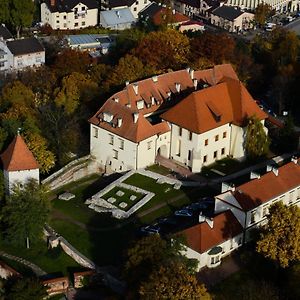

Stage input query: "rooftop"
[
  {"left": 211, "top": 5, "right": 246, "bottom": 21},
  {"left": 44, "top": 0, "right": 98, "bottom": 13},
  {"left": 6, "top": 37, "right": 44, "bottom": 56},
  {"left": 100, "top": 8, "right": 135, "bottom": 26},
  {"left": 0, "top": 25, "right": 13, "bottom": 40}
]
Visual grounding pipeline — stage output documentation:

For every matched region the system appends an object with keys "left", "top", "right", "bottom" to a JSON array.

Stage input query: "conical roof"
[{"left": 0, "top": 135, "right": 39, "bottom": 171}]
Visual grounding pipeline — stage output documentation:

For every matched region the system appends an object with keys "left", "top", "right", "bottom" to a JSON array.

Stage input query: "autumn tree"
[
  {"left": 133, "top": 29, "right": 190, "bottom": 71},
  {"left": 1, "top": 179, "right": 50, "bottom": 248},
  {"left": 139, "top": 263, "right": 211, "bottom": 300},
  {"left": 245, "top": 115, "right": 269, "bottom": 160},
  {"left": 10, "top": 0, "right": 35, "bottom": 38},
  {"left": 255, "top": 3, "right": 273, "bottom": 27},
  {"left": 256, "top": 202, "right": 300, "bottom": 268}
]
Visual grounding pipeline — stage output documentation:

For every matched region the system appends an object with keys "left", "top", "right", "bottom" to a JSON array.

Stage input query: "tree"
[
  {"left": 1, "top": 179, "right": 50, "bottom": 247},
  {"left": 133, "top": 29, "right": 190, "bottom": 71},
  {"left": 10, "top": 0, "right": 35, "bottom": 38},
  {"left": 0, "top": 0, "right": 9, "bottom": 24},
  {"left": 256, "top": 202, "right": 300, "bottom": 268},
  {"left": 276, "top": 116, "right": 298, "bottom": 152},
  {"left": 0, "top": 171, "right": 4, "bottom": 201},
  {"left": 139, "top": 263, "right": 211, "bottom": 300},
  {"left": 245, "top": 115, "right": 270, "bottom": 160},
  {"left": 254, "top": 3, "right": 273, "bottom": 27},
  {"left": 6, "top": 277, "right": 47, "bottom": 300}
]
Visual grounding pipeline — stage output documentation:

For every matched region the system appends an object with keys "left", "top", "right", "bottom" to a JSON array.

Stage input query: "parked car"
[
  {"left": 175, "top": 209, "right": 193, "bottom": 217},
  {"left": 140, "top": 224, "right": 160, "bottom": 234}
]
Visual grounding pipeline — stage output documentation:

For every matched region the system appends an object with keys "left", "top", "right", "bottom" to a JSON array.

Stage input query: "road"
[{"left": 284, "top": 17, "right": 300, "bottom": 34}]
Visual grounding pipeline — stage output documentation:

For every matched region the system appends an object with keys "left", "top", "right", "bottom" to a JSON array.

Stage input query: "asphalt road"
[{"left": 284, "top": 17, "right": 300, "bottom": 34}]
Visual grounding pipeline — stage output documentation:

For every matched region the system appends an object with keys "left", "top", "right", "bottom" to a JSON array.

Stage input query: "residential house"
[
  {"left": 89, "top": 64, "right": 267, "bottom": 173},
  {"left": 139, "top": 3, "right": 190, "bottom": 27},
  {"left": 0, "top": 37, "right": 45, "bottom": 72},
  {"left": 100, "top": 8, "right": 136, "bottom": 29},
  {"left": 41, "top": 0, "right": 98, "bottom": 30},
  {"left": 180, "top": 210, "right": 243, "bottom": 270},
  {"left": 103, "top": 0, "right": 152, "bottom": 19},
  {"left": 0, "top": 135, "right": 40, "bottom": 194},
  {"left": 179, "top": 20, "right": 205, "bottom": 32},
  {"left": 0, "top": 24, "right": 13, "bottom": 40},
  {"left": 210, "top": 5, "right": 254, "bottom": 32},
  {"left": 172, "top": 0, "right": 201, "bottom": 18},
  {"left": 215, "top": 157, "right": 300, "bottom": 241}
]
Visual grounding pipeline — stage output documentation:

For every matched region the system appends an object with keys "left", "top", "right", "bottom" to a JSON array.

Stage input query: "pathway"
[{"left": 0, "top": 250, "right": 47, "bottom": 277}]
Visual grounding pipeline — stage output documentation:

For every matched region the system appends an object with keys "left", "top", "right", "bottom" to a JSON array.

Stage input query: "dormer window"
[
  {"left": 136, "top": 100, "right": 144, "bottom": 110},
  {"left": 103, "top": 112, "right": 113, "bottom": 122}
]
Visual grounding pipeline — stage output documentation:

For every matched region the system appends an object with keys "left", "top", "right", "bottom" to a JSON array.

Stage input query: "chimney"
[
  {"left": 221, "top": 182, "right": 235, "bottom": 193},
  {"left": 266, "top": 165, "right": 273, "bottom": 172},
  {"left": 133, "top": 112, "right": 139, "bottom": 123},
  {"left": 152, "top": 75, "right": 158, "bottom": 82},
  {"left": 272, "top": 167, "right": 279, "bottom": 176},
  {"left": 291, "top": 156, "right": 298, "bottom": 164},
  {"left": 151, "top": 96, "right": 155, "bottom": 105},
  {"left": 190, "top": 69, "right": 194, "bottom": 79},
  {"left": 250, "top": 171, "right": 260, "bottom": 180},
  {"left": 175, "top": 83, "right": 181, "bottom": 93},
  {"left": 193, "top": 79, "right": 198, "bottom": 90},
  {"left": 50, "top": 0, "right": 56, "bottom": 6},
  {"left": 117, "top": 118, "right": 122, "bottom": 127},
  {"left": 133, "top": 83, "right": 138, "bottom": 95},
  {"left": 199, "top": 212, "right": 205, "bottom": 223},
  {"left": 186, "top": 67, "right": 190, "bottom": 73},
  {"left": 114, "top": 97, "right": 119, "bottom": 103},
  {"left": 125, "top": 80, "right": 130, "bottom": 86}
]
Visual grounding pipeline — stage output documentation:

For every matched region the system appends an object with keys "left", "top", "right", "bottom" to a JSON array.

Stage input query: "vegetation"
[
  {"left": 254, "top": 3, "right": 274, "bottom": 27},
  {"left": 256, "top": 202, "right": 300, "bottom": 268}
]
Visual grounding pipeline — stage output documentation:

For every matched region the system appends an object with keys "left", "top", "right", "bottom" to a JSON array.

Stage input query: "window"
[
  {"left": 113, "top": 150, "right": 118, "bottom": 159},
  {"left": 213, "top": 151, "right": 217, "bottom": 158},
  {"left": 211, "top": 256, "right": 220, "bottom": 265},
  {"left": 0, "top": 62, "right": 4, "bottom": 68},
  {"left": 0, "top": 54, "right": 4, "bottom": 59},
  {"left": 75, "top": 22, "right": 78, "bottom": 27},
  {"left": 134, "top": 7, "right": 137, "bottom": 11},
  {"left": 109, "top": 134, "right": 114, "bottom": 145},
  {"left": 82, "top": 21, "right": 85, "bottom": 26},
  {"left": 144, "top": 0, "right": 147, "bottom": 3},
  {"left": 56, "top": 20, "right": 59, "bottom": 23},
  {"left": 82, "top": 6, "right": 85, "bottom": 10},
  {"left": 221, "top": 147, "right": 225, "bottom": 155},
  {"left": 262, "top": 206, "right": 268, "bottom": 217},
  {"left": 215, "top": 135, "right": 219, "bottom": 142},
  {"left": 135, "top": 0, "right": 139, "bottom": 3},
  {"left": 176, "top": 140, "right": 181, "bottom": 156},
  {"left": 179, "top": 127, "right": 182, "bottom": 136},
  {"left": 250, "top": 211, "right": 256, "bottom": 224},
  {"left": 189, "top": 131, "right": 192, "bottom": 141},
  {"left": 64, "top": 15, "right": 67, "bottom": 19},
  {"left": 147, "top": 141, "right": 152, "bottom": 150},
  {"left": 203, "top": 155, "right": 207, "bottom": 163},
  {"left": 75, "top": 15, "right": 78, "bottom": 19},
  {"left": 93, "top": 127, "right": 99, "bottom": 138},
  {"left": 205, "top": 139, "right": 208, "bottom": 146},
  {"left": 63, "top": 23, "right": 67, "bottom": 27},
  {"left": 188, "top": 150, "right": 192, "bottom": 160},
  {"left": 223, "top": 131, "right": 227, "bottom": 138},
  {"left": 289, "top": 191, "right": 294, "bottom": 204},
  {"left": 119, "top": 139, "right": 124, "bottom": 150}
]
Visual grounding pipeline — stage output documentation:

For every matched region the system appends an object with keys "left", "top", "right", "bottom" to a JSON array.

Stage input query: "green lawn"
[
  {"left": 102, "top": 186, "right": 144, "bottom": 211},
  {"left": 146, "top": 164, "right": 172, "bottom": 176},
  {"left": 0, "top": 240, "right": 80, "bottom": 276}
]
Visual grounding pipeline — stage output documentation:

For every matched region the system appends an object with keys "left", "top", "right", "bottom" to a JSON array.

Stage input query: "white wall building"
[
  {"left": 99, "top": 8, "right": 136, "bottom": 29},
  {"left": 41, "top": 0, "right": 98, "bottom": 30},
  {"left": 0, "top": 135, "right": 40, "bottom": 194},
  {"left": 89, "top": 64, "right": 267, "bottom": 173}
]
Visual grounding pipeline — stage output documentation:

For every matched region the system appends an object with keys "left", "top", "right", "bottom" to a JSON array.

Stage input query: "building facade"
[
  {"left": 41, "top": 0, "right": 98, "bottom": 30},
  {"left": 89, "top": 64, "right": 267, "bottom": 173}
]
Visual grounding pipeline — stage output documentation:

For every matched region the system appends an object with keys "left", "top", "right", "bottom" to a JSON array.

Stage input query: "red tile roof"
[
  {"left": 161, "top": 78, "right": 267, "bottom": 134},
  {"left": 181, "top": 210, "right": 243, "bottom": 254},
  {"left": 89, "top": 64, "right": 243, "bottom": 142},
  {"left": 233, "top": 159, "right": 300, "bottom": 211},
  {"left": 0, "top": 135, "right": 39, "bottom": 171},
  {"left": 152, "top": 8, "right": 190, "bottom": 25}
]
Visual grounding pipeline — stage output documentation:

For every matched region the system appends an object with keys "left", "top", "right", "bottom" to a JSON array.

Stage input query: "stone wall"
[{"left": 42, "top": 155, "right": 102, "bottom": 190}]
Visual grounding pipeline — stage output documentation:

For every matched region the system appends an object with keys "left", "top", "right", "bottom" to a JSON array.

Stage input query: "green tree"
[
  {"left": 139, "top": 263, "right": 211, "bottom": 300},
  {"left": 10, "top": 0, "right": 35, "bottom": 38},
  {"left": 256, "top": 202, "right": 300, "bottom": 268},
  {"left": 245, "top": 115, "right": 270, "bottom": 160},
  {"left": 0, "top": 0, "right": 9, "bottom": 24},
  {"left": 1, "top": 179, "right": 50, "bottom": 247},
  {"left": 0, "top": 171, "right": 4, "bottom": 201},
  {"left": 254, "top": 3, "right": 273, "bottom": 27},
  {"left": 6, "top": 277, "right": 47, "bottom": 300},
  {"left": 276, "top": 116, "right": 298, "bottom": 152}
]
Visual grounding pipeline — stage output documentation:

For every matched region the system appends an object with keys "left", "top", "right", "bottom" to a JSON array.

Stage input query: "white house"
[
  {"left": 41, "top": 0, "right": 98, "bottom": 30},
  {"left": 0, "top": 37, "right": 45, "bottom": 73},
  {"left": 210, "top": 5, "right": 254, "bottom": 32},
  {"left": 215, "top": 157, "right": 300, "bottom": 241},
  {"left": 172, "top": 0, "right": 201, "bottom": 18},
  {"left": 0, "top": 135, "right": 40, "bottom": 193},
  {"left": 104, "top": 0, "right": 152, "bottom": 19},
  {"left": 89, "top": 64, "right": 267, "bottom": 173},
  {"left": 180, "top": 210, "right": 243, "bottom": 270},
  {"left": 100, "top": 8, "right": 136, "bottom": 29}
]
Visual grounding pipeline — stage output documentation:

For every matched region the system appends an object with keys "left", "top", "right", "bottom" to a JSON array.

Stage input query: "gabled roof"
[
  {"left": 233, "top": 159, "right": 300, "bottom": 211},
  {"left": 0, "top": 135, "right": 39, "bottom": 171},
  {"left": 107, "top": 0, "right": 136, "bottom": 8},
  {"left": 152, "top": 7, "right": 190, "bottom": 25},
  {"left": 100, "top": 8, "right": 135, "bottom": 26},
  {"left": 139, "top": 2, "right": 162, "bottom": 18},
  {"left": 6, "top": 38, "right": 44, "bottom": 56},
  {"left": 211, "top": 5, "right": 245, "bottom": 21},
  {"left": 181, "top": 210, "right": 243, "bottom": 254},
  {"left": 0, "top": 25, "right": 13, "bottom": 40},
  {"left": 44, "top": 0, "right": 98, "bottom": 13},
  {"left": 161, "top": 78, "right": 267, "bottom": 134}
]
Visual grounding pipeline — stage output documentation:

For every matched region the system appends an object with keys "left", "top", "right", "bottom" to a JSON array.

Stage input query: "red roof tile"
[
  {"left": 0, "top": 135, "right": 39, "bottom": 171},
  {"left": 152, "top": 8, "right": 190, "bottom": 25},
  {"left": 181, "top": 210, "right": 243, "bottom": 254},
  {"left": 234, "top": 159, "right": 300, "bottom": 211}
]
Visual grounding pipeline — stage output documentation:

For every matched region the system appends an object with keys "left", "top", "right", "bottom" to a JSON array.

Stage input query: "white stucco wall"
[
  {"left": 129, "top": 0, "right": 151, "bottom": 18},
  {"left": 12, "top": 51, "right": 45, "bottom": 70},
  {"left": 0, "top": 40, "right": 14, "bottom": 72},
  {"left": 4, "top": 169, "right": 39, "bottom": 193}
]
